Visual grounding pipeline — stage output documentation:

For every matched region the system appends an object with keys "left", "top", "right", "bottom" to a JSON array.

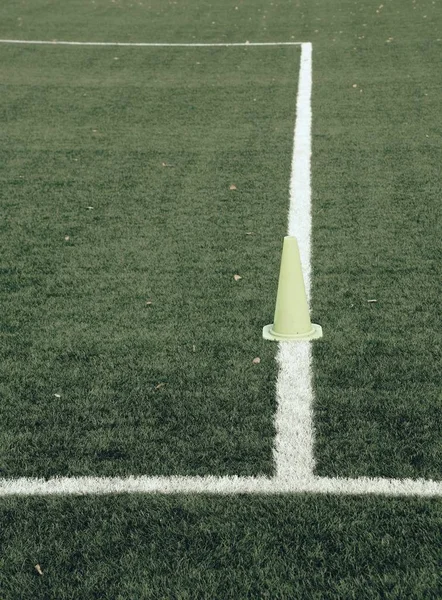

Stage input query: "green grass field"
[
  {"left": 0, "top": 0, "right": 441, "bottom": 597},
  {"left": 1, "top": 44, "right": 298, "bottom": 477}
]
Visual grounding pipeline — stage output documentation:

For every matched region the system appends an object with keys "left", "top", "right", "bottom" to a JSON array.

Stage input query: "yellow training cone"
[{"left": 263, "top": 236, "right": 322, "bottom": 342}]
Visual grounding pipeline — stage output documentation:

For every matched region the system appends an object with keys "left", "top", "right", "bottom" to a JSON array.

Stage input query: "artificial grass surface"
[
  {"left": 310, "top": 2, "right": 441, "bottom": 479},
  {"left": 0, "top": 494, "right": 441, "bottom": 599},
  {"left": 0, "top": 0, "right": 441, "bottom": 597},
  {"left": 1, "top": 0, "right": 441, "bottom": 482},
  {"left": 0, "top": 45, "right": 300, "bottom": 476},
  {"left": 0, "top": 0, "right": 440, "bottom": 480}
]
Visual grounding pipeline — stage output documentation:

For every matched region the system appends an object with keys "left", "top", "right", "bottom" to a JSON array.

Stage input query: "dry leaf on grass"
[
  {"left": 233, "top": 274, "right": 242, "bottom": 281},
  {"left": 35, "top": 564, "right": 43, "bottom": 576},
  {"left": 155, "top": 383, "right": 165, "bottom": 390},
  {"left": 252, "top": 357, "right": 261, "bottom": 364},
  {"left": 146, "top": 300, "right": 153, "bottom": 305},
  {"left": 229, "top": 184, "right": 237, "bottom": 190}
]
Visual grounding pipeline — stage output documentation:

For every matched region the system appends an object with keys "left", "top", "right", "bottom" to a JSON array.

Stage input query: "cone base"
[{"left": 262, "top": 323, "right": 323, "bottom": 342}]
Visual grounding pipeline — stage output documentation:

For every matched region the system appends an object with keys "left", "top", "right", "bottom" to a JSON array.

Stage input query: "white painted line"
[
  {"left": 274, "top": 343, "right": 315, "bottom": 479},
  {"left": 288, "top": 42, "right": 313, "bottom": 296},
  {"left": 273, "top": 42, "right": 315, "bottom": 481},
  {"left": 0, "top": 39, "right": 303, "bottom": 47},
  {"left": 0, "top": 475, "right": 440, "bottom": 497}
]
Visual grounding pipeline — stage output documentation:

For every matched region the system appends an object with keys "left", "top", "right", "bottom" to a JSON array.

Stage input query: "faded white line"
[
  {"left": 0, "top": 39, "right": 303, "bottom": 47},
  {"left": 273, "top": 42, "right": 315, "bottom": 481},
  {"left": 0, "top": 475, "right": 440, "bottom": 497}
]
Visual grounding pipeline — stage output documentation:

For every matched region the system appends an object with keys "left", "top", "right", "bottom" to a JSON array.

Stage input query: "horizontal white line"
[
  {"left": 0, "top": 39, "right": 303, "bottom": 47},
  {"left": 0, "top": 475, "right": 440, "bottom": 497}
]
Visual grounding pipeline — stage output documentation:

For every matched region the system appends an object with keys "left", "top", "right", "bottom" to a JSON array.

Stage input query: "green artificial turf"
[
  {"left": 310, "top": 1, "right": 441, "bottom": 479},
  {"left": 0, "top": 44, "right": 300, "bottom": 477},
  {"left": 0, "top": 0, "right": 441, "bottom": 598},
  {"left": 1, "top": 0, "right": 440, "bottom": 481},
  {"left": 0, "top": 494, "right": 441, "bottom": 599}
]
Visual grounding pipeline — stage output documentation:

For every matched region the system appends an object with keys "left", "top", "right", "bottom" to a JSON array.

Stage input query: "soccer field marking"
[
  {"left": 1, "top": 41, "right": 440, "bottom": 498},
  {"left": 273, "top": 42, "right": 315, "bottom": 481},
  {"left": 0, "top": 476, "right": 441, "bottom": 497},
  {"left": 0, "top": 39, "right": 303, "bottom": 47}
]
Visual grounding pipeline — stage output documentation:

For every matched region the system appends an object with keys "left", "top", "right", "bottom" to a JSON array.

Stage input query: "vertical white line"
[
  {"left": 273, "top": 42, "right": 315, "bottom": 482},
  {"left": 288, "top": 42, "right": 313, "bottom": 290}
]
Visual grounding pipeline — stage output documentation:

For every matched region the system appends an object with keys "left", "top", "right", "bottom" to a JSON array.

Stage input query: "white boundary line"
[
  {"left": 0, "top": 39, "right": 303, "bottom": 47},
  {"left": 0, "top": 41, "right": 440, "bottom": 498},
  {"left": 273, "top": 43, "right": 315, "bottom": 482},
  {"left": 1, "top": 475, "right": 441, "bottom": 497}
]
